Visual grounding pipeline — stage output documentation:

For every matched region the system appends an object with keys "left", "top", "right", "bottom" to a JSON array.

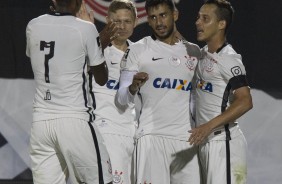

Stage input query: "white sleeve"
[
  {"left": 115, "top": 70, "right": 137, "bottom": 106},
  {"left": 85, "top": 24, "right": 105, "bottom": 66},
  {"left": 218, "top": 54, "right": 246, "bottom": 81}
]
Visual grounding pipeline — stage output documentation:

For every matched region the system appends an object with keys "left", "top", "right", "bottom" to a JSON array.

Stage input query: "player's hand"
[
  {"left": 129, "top": 72, "right": 149, "bottom": 95},
  {"left": 76, "top": 1, "right": 94, "bottom": 23},
  {"left": 99, "top": 21, "right": 119, "bottom": 50},
  {"left": 188, "top": 123, "right": 213, "bottom": 146}
]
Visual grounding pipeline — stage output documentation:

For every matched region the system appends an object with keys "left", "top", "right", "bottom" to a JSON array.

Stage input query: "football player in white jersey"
[
  {"left": 82, "top": 0, "right": 139, "bottom": 183},
  {"left": 26, "top": 0, "right": 116, "bottom": 183},
  {"left": 188, "top": 0, "right": 253, "bottom": 183},
  {"left": 116, "top": 0, "right": 202, "bottom": 183}
]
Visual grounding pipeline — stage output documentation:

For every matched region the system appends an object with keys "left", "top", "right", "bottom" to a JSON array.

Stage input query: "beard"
[{"left": 152, "top": 24, "right": 174, "bottom": 40}]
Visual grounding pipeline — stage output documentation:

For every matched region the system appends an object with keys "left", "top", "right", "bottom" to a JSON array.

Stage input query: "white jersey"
[
  {"left": 120, "top": 36, "right": 200, "bottom": 140},
  {"left": 195, "top": 44, "right": 248, "bottom": 132},
  {"left": 26, "top": 13, "right": 104, "bottom": 122},
  {"left": 89, "top": 41, "right": 137, "bottom": 137}
]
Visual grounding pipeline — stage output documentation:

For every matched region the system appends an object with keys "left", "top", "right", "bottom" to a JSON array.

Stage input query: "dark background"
[{"left": 1, "top": 0, "right": 282, "bottom": 98}]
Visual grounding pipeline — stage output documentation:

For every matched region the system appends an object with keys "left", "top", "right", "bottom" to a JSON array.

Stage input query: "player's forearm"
[
  {"left": 115, "top": 70, "right": 136, "bottom": 106},
  {"left": 207, "top": 90, "right": 253, "bottom": 130}
]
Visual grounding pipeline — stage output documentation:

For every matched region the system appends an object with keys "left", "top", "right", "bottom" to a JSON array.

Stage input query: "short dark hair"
[
  {"left": 205, "top": 0, "right": 234, "bottom": 32},
  {"left": 145, "top": 0, "right": 176, "bottom": 12},
  {"left": 55, "top": 0, "right": 72, "bottom": 7},
  {"left": 108, "top": 0, "right": 137, "bottom": 19},
  {"left": 55, "top": 0, "right": 82, "bottom": 13}
]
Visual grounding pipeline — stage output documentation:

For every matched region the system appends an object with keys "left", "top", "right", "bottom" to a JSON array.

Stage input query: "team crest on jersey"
[
  {"left": 84, "top": 0, "right": 182, "bottom": 24},
  {"left": 168, "top": 56, "right": 181, "bottom": 67},
  {"left": 185, "top": 55, "right": 197, "bottom": 70},
  {"left": 113, "top": 170, "right": 123, "bottom": 183},
  {"left": 203, "top": 56, "right": 217, "bottom": 72}
]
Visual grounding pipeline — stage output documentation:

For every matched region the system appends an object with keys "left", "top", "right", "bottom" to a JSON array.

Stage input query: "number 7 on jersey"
[{"left": 40, "top": 41, "right": 55, "bottom": 83}]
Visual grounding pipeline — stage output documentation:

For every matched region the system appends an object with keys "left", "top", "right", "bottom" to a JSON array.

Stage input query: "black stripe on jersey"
[
  {"left": 87, "top": 121, "right": 104, "bottom": 184},
  {"left": 82, "top": 61, "right": 93, "bottom": 122},
  {"left": 229, "top": 75, "right": 249, "bottom": 90},
  {"left": 137, "top": 90, "right": 143, "bottom": 126},
  {"left": 88, "top": 72, "right": 96, "bottom": 110},
  {"left": 222, "top": 82, "right": 232, "bottom": 184},
  {"left": 135, "top": 139, "right": 139, "bottom": 184},
  {"left": 96, "top": 37, "right": 101, "bottom": 48}
]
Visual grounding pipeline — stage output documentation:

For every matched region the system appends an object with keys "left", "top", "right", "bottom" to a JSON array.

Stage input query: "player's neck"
[
  {"left": 207, "top": 36, "right": 226, "bottom": 53},
  {"left": 157, "top": 29, "right": 180, "bottom": 46},
  {"left": 112, "top": 40, "right": 128, "bottom": 52},
  {"left": 55, "top": 7, "right": 75, "bottom": 16}
]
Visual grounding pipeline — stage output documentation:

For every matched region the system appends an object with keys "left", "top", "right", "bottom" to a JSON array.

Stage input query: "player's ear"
[
  {"left": 218, "top": 20, "right": 226, "bottom": 30},
  {"left": 134, "top": 17, "right": 139, "bottom": 28},
  {"left": 173, "top": 9, "right": 179, "bottom": 22}
]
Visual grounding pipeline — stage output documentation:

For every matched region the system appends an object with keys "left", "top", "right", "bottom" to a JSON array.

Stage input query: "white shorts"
[
  {"left": 102, "top": 134, "right": 135, "bottom": 184},
  {"left": 30, "top": 118, "right": 112, "bottom": 184},
  {"left": 199, "top": 125, "right": 247, "bottom": 184},
  {"left": 135, "top": 135, "right": 201, "bottom": 184}
]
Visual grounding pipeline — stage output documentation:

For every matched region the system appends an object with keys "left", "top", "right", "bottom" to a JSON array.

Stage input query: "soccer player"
[
  {"left": 188, "top": 0, "right": 253, "bottom": 183},
  {"left": 116, "top": 0, "right": 201, "bottom": 183},
  {"left": 83, "top": 0, "right": 138, "bottom": 183},
  {"left": 26, "top": 0, "right": 115, "bottom": 183}
]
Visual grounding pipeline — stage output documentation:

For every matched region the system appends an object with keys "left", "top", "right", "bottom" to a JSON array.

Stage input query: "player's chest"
[
  {"left": 105, "top": 50, "right": 123, "bottom": 79},
  {"left": 197, "top": 56, "right": 221, "bottom": 80},
  {"left": 139, "top": 51, "right": 197, "bottom": 76}
]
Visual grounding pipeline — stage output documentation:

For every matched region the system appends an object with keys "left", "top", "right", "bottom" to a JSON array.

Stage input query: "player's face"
[
  {"left": 108, "top": 9, "right": 137, "bottom": 42},
  {"left": 147, "top": 3, "right": 178, "bottom": 42},
  {"left": 195, "top": 4, "right": 224, "bottom": 43}
]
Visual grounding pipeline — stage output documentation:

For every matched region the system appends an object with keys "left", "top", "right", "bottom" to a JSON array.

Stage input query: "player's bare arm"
[
  {"left": 89, "top": 62, "right": 109, "bottom": 86},
  {"left": 129, "top": 72, "right": 149, "bottom": 95},
  {"left": 188, "top": 86, "right": 253, "bottom": 145}
]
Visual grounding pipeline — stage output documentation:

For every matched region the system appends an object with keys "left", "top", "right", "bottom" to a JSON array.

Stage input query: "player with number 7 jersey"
[
  {"left": 26, "top": 14, "right": 104, "bottom": 122},
  {"left": 26, "top": 2, "right": 113, "bottom": 183}
]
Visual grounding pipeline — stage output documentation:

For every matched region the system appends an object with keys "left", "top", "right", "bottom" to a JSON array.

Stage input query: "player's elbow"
[
  {"left": 90, "top": 62, "right": 109, "bottom": 86},
  {"left": 243, "top": 95, "right": 253, "bottom": 113}
]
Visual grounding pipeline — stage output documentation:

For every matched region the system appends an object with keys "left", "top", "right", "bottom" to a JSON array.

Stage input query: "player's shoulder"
[
  {"left": 127, "top": 39, "right": 134, "bottom": 45},
  {"left": 27, "top": 14, "right": 49, "bottom": 26},
  {"left": 182, "top": 40, "right": 201, "bottom": 59},
  {"left": 218, "top": 44, "right": 242, "bottom": 64},
  {"left": 127, "top": 36, "right": 151, "bottom": 53},
  {"left": 73, "top": 18, "right": 97, "bottom": 31}
]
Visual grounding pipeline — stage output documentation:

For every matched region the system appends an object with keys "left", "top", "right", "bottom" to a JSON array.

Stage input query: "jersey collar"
[
  {"left": 49, "top": 12, "right": 73, "bottom": 16},
  {"left": 216, "top": 42, "right": 228, "bottom": 53}
]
